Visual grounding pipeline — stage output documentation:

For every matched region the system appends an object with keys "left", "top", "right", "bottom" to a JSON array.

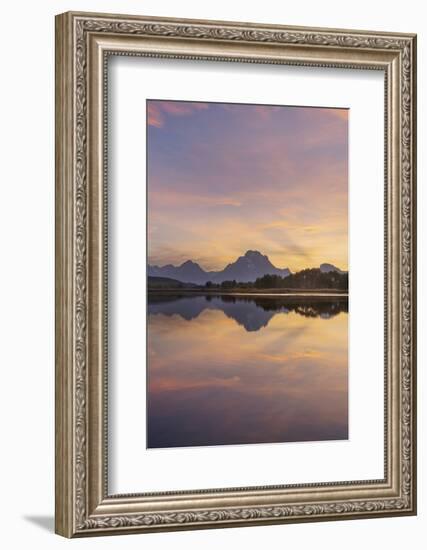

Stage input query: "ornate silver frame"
[{"left": 55, "top": 11, "right": 417, "bottom": 537}]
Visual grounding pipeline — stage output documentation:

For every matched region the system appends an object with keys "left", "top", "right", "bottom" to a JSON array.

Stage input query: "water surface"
[{"left": 147, "top": 293, "right": 348, "bottom": 448}]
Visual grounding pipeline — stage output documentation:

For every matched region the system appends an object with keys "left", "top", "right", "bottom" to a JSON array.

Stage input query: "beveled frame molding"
[{"left": 55, "top": 11, "right": 416, "bottom": 538}]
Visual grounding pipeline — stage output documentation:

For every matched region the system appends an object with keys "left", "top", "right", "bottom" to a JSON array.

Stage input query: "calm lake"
[{"left": 147, "top": 293, "right": 348, "bottom": 448}]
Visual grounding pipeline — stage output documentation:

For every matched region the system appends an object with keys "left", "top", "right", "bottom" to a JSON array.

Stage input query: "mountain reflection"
[
  {"left": 148, "top": 293, "right": 348, "bottom": 332},
  {"left": 147, "top": 292, "right": 348, "bottom": 448}
]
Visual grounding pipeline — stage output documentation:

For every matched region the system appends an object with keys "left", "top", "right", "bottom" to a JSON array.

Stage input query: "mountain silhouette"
[
  {"left": 218, "top": 250, "right": 290, "bottom": 283},
  {"left": 148, "top": 250, "right": 291, "bottom": 285},
  {"left": 320, "top": 263, "right": 345, "bottom": 274},
  {"left": 148, "top": 260, "right": 209, "bottom": 285},
  {"left": 148, "top": 294, "right": 348, "bottom": 332}
]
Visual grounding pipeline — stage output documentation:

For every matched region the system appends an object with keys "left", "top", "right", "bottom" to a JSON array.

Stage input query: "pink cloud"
[
  {"left": 147, "top": 103, "right": 163, "bottom": 127},
  {"left": 306, "top": 107, "right": 349, "bottom": 123},
  {"left": 147, "top": 100, "right": 209, "bottom": 127},
  {"left": 161, "top": 101, "right": 209, "bottom": 115},
  {"left": 253, "top": 105, "right": 282, "bottom": 120}
]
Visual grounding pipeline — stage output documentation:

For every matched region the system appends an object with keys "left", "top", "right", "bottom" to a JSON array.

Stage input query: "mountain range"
[{"left": 148, "top": 250, "right": 345, "bottom": 285}]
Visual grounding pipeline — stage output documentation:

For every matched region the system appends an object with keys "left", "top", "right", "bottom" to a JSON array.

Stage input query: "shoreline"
[{"left": 148, "top": 288, "right": 348, "bottom": 298}]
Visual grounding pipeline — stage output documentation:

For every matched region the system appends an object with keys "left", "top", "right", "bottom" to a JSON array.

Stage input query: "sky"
[{"left": 147, "top": 100, "right": 348, "bottom": 272}]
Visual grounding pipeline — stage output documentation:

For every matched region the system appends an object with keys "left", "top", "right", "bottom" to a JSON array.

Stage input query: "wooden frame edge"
[{"left": 55, "top": 12, "right": 75, "bottom": 538}]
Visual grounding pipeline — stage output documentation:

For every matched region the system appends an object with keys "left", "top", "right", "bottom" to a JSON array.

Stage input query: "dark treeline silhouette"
[
  {"left": 254, "top": 269, "right": 348, "bottom": 290},
  {"left": 148, "top": 292, "right": 348, "bottom": 328},
  {"left": 203, "top": 268, "right": 348, "bottom": 291},
  {"left": 217, "top": 294, "right": 348, "bottom": 317},
  {"left": 148, "top": 276, "right": 197, "bottom": 289}
]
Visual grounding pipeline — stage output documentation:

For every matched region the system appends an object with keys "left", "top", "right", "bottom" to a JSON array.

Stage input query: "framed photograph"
[{"left": 55, "top": 11, "right": 417, "bottom": 537}]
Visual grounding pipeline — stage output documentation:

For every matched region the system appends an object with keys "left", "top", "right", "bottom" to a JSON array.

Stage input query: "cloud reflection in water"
[{"left": 147, "top": 294, "right": 348, "bottom": 448}]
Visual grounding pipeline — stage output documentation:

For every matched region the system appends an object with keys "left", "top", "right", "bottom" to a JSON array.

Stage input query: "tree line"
[{"left": 204, "top": 268, "right": 348, "bottom": 291}]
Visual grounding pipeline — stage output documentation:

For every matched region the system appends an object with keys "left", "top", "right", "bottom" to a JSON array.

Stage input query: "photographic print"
[{"left": 147, "top": 99, "right": 349, "bottom": 449}]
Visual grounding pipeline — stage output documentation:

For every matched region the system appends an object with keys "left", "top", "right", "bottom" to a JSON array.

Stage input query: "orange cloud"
[{"left": 331, "top": 108, "right": 349, "bottom": 121}]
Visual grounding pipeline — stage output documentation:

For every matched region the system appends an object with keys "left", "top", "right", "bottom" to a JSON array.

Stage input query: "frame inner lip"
[{"left": 102, "top": 50, "right": 389, "bottom": 500}]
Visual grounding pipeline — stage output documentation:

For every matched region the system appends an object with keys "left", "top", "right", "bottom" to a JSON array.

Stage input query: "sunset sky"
[{"left": 147, "top": 100, "right": 348, "bottom": 272}]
